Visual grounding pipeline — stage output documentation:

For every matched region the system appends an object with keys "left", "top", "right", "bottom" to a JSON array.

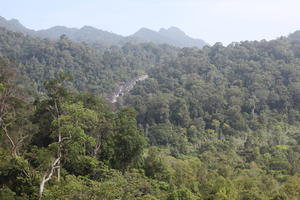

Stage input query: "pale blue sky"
[{"left": 1, "top": 0, "right": 300, "bottom": 45}]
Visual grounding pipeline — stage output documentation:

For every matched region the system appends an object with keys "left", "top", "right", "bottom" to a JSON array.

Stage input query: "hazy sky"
[{"left": 1, "top": 0, "right": 300, "bottom": 45}]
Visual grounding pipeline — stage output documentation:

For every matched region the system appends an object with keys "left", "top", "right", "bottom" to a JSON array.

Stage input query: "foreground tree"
[{"left": 39, "top": 101, "right": 98, "bottom": 199}]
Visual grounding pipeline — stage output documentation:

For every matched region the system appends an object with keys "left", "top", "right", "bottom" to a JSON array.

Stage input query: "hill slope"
[{"left": 0, "top": 27, "right": 179, "bottom": 95}]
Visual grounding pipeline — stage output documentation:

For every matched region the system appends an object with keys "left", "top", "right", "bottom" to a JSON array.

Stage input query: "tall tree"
[
  {"left": 39, "top": 101, "right": 98, "bottom": 199},
  {"left": 0, "top": 59, "right": 33, "bottom": 156},
  {"left": 112, "top": 107, "right": 146, "bottom": 172}
]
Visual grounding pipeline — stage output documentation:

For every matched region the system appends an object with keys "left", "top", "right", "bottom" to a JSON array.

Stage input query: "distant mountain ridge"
[
  {"left": 36, "top": 25, "right": 124, "bottom": 45},
  {"left": 0, "top": 16, "right": 207, "bottom": 48},
  {"left": 132, "top": 27, "right": 207, "bottom": 48}
]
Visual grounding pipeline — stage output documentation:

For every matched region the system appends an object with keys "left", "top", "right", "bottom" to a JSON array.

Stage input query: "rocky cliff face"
[{"left": 109, "top": 74, "right": 149, "bottom": 103}]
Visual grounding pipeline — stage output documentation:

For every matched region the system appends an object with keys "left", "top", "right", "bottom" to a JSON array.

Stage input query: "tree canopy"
[{"left": 1, "top": 26, "right": 300, "bottom": 199}]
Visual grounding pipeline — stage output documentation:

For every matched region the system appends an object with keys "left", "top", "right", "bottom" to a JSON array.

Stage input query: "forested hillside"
[
  {"left": 0, "top": 27, "right": 178, "bottom": 95},
  {"left": 1, "top": 24, "right": 300, "bottom": 200}
]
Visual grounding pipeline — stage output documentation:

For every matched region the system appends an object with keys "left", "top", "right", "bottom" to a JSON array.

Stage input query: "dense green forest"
[
  {"left": 0, "top": 27, "right": 178, "bottom": 95},
  {"left": 1, "top": 26, "right": 300, "bottom": 199}
]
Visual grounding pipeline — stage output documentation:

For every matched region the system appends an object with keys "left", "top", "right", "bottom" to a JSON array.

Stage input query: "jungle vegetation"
[{"left": 1, "top": 27, "right": 300, "bottom": 199}]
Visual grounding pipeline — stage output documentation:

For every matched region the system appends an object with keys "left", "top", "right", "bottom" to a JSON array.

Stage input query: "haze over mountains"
[{"left": 0, "top": 16, "right": 207, "bottom": 48}]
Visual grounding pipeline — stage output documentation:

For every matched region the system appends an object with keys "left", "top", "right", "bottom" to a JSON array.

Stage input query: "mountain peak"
[
  {"left": 168, "top": 26, "right": 185, "bottom": 34},
  {"left": 0, "top": 16, "right": 34, "bottom": 34},
  {"left": 9, "top": 18, "right": 21, "bottom": 25},
  {"left": 132, "top": 26, "right": 207, "bottom": 48},
  {"left": 81, "top": 25, "right": 97, "bottom": 30},
  {"left": 159, "top": 26, "right": 186, "bottom": 37},
  {"left": 48, "top": 25, "right": 69, "bottom": 30},
  {"left": 135, "top": 27, "right": 156, "bottom": 34}
]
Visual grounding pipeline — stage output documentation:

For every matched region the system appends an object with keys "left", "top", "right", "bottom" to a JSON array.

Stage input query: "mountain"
[
  {"left": 0, "top": 16, "right": 35, "bottom": 35},
  {"left": 288, "top": 30, "right": 300, "bottom": 41},
  {"left": 0, "top": 16, "right": 123, "bottom": 46},
  {"left": 131, "top": 28, "right": 171, "bottom": 44},
  {"left": 131, "top": 26, "right": 207, "bottom": 48},
  {"left": 36, "top": 25, "right": 124, "bottom": 45},
  {"left": 36, "top": 25, "right": 126, "bottom": 46},
  {"left": 0, "top": 16, "right": 207, "bottom": 48}
]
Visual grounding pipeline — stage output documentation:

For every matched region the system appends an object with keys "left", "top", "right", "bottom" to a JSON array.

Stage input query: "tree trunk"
[
  {"left": 54, "top": 100, "right": 61, "bottom": 182},
  {"left": 39, "top": 156, "right": 60, "bottom": 200},
  {"left": 2, "top": 125, "right": 17, "bottom": 156},
  {"left": 251, "top": 104, "right": 255, "bottom": 119},
  {"left": 57, "top": 132, "right": 61, "bottom": 182},
  {"left": 93, "top": 142, "right": 101, "bottom": 157}
]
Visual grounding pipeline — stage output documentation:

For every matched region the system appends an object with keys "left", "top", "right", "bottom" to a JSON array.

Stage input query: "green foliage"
[
  {"left": 2, "top": 26, "right": 300, "bottom": 199},
  {"left": 112, "top": 107, "right": 146, "bottom": 172},
  {"left": 0, "top": 186, "right": 16, "bottom": 200},
  {"left": 167, "top": 188, "right": 199, "bottom": 200},
  {"left": 0, "top": 151, "right": 37, "bottom": 199},
  {"left": 283, "top": 177, "right": 300, "bottom": 199},
  {"left": 42, "top": 175, "right": 125, "bottom": 200},
  {"left": 0, "top": 27, "right": 178, "bottom": 95},
  {"left": 144, "top": 147, "right": 168, "bottom": 180}
]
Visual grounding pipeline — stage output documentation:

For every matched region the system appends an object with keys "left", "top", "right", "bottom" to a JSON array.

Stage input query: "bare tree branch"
[{"left": 39, "top": 155, "right": 61, "bottom": 200}]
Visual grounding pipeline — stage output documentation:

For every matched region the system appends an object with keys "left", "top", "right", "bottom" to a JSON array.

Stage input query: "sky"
[{"left": 1, "top": 0, "right": 300, "bottom": 45}]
